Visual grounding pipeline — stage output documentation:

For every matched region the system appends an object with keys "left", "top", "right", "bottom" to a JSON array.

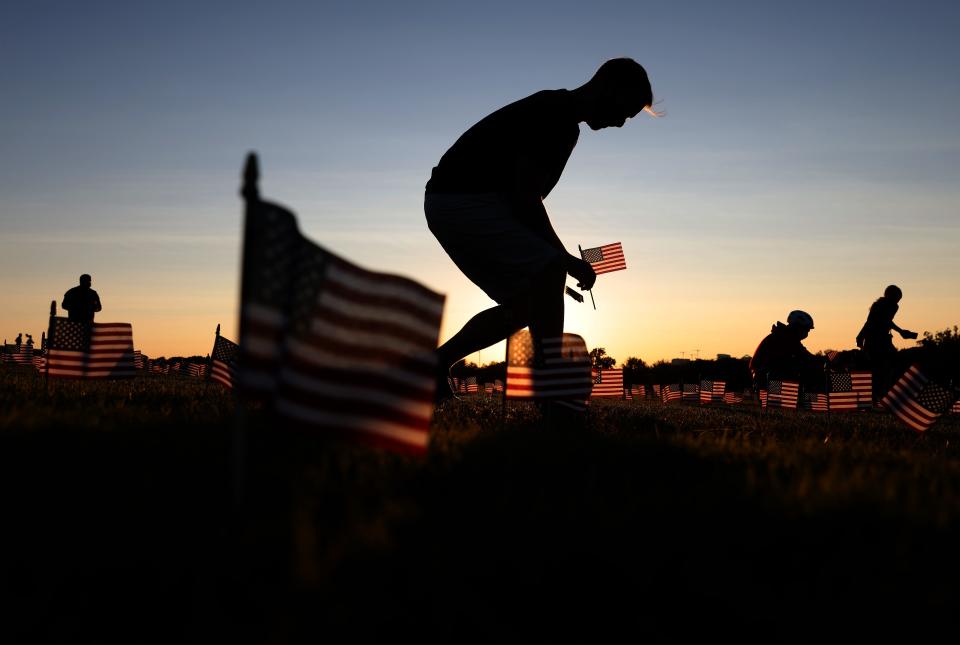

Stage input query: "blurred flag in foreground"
[
  {"left": 881, "top": 365, "right": 955, "bottom": 433},
  {"left": 238, "top": 154, "right": 443, "bottom": 454},
  {"left": 46, "top": 318, "right": 135, "bottom": 379},
  {"left": 580, "top": 242, "right": 626, "bottom": 275}
]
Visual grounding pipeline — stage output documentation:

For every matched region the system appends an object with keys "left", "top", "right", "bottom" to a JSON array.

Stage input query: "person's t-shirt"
[
  {"left": 62, "top": 286, "right": 101, "bottom": 322},
  {"left": 425, "top": 89, "right": 580, "bottom": 199},
  {"left": 860, "top": 297, "right": 899, "bottom": 342}
]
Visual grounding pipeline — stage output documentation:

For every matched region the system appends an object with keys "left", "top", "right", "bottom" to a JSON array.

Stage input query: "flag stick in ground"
[
  {"left": 577, "top": 245, "right": 596, "bottom": 310},
  {"left": 44, "top": 300, "right": 55, "bottom": 394},
  {"left": 233, "top": 153, "right": 260, "bottom": 509}
]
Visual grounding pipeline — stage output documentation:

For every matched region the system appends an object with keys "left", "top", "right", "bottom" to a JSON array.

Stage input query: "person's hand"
[
  {"left": 900, "top": 329, "right": 918, "bottom": 340},
  {"left": 566, "top": 256, "right": 596, "bottom": 291}
]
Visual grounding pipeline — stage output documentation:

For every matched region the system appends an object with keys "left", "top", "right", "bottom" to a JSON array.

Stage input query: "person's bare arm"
[{"left": 892, "top": 323, "right": 917, "bottom": 339}]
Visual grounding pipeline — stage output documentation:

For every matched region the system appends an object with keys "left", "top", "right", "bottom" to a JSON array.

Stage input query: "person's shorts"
[{"left": 424, "top": 193, "right": 562, "bottom": 305}]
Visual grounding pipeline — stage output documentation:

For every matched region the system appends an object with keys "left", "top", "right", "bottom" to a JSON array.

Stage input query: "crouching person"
[{"left": 749, "top": 310, "right": 826, "bottom": 393}]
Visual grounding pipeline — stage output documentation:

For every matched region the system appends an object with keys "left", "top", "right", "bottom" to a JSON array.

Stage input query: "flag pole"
[
  {"left": 233, "top": 153, "right": 260, "bottom": 510},
  {"left": 500, "top": 339, "right": 508, "bottom": 429},
  {"left": 577, "top": 245, "right": 596, "bottom": 310},
  {"left": 45, "top": 300, "right": 55, "bottom": 394}
]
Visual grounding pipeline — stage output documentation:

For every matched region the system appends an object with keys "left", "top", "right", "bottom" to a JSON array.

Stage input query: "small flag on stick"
[
  {"left": 591, "top": 368, "right": 624, "bottom": 398},
  {"left": 881, "top": 365, "right": 955, "bottom": 433}
]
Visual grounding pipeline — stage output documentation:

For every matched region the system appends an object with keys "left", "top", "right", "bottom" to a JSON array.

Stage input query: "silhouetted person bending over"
[
  {"left": 856, "top": 284, "right": 916, "bottom": 400},
  {"left": 425, "top": 58, "right": 655, "bottom": 400},
  {"left": 749, "top": 310, "right": 824, "bottom": 392},
  {"left": 62, "top": 274, "right": 102, "bottom": 323}
]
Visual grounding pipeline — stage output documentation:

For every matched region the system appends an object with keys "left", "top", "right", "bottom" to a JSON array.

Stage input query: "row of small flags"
[
  {"left": 14, "top": 155, "right": 958, "bottom": 459},
  {"left": 16, "top": 316, "right": 240, "bottom": 391},
  {"left": 759, "top": 367, "right": 959, "bottom": 433}
]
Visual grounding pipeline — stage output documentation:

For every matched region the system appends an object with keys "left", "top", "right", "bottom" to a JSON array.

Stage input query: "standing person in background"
[
  {"left": 856, "top": 284, "right": 917, "bottom": 401},
  {"left": 62, "top": 274, "right": 102, "bottom": 323}
]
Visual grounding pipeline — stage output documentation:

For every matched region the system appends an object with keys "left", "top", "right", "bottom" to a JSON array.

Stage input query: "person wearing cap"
[
  {"left": 424, "top": 58, "right": 657, "bottom": 404},
  {"left": 856, "top": 284, "right": 917, "bottom": 400},
  {"left": 749, "top": 310, "right": 824, "bottom": 391},
  {"left": 61, "top": 274, "right": 102, "bottom": 323}
]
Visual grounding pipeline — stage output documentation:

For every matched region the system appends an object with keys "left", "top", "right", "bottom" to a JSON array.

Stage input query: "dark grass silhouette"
[{"left": 2, "top": 372, "right": 960, "bottom": 642}]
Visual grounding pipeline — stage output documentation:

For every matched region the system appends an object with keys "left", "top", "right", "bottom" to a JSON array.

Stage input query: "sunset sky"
[{"left": 2, "top": 0, "right": 958, "bottom": 363}]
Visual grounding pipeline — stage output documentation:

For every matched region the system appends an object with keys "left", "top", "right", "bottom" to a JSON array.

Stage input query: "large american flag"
[
  {"left": 238, "top": 155, "right": 444, "bottom": 454},
  {"left": 592, "top": 368, "right": 624, "bottom": 398},
  {"left": 210, "top": 334, "right": 239, "bottom": 389},
  {"left": 505, "top": 330, "right": 592, "bottom": 401},
  {"left": 828, "top": 371, "right": 872, "bottom": 411},
  {"left": 699, "top": 380, "right": 726, "bottom": 404},
  {"left": 46, "top": 318, "right": 135, "bottom": 379},
  {"left": 580, "top": 242, "right": 627, "bottom": 275},
  {"left": 880, "top": 365, "right": 955, "bottom": 433},
  {"left": 763, "top": 380, "right": 799, "bottom": 409}
]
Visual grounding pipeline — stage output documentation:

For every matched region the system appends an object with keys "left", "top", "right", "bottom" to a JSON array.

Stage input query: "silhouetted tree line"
[
  {"left": 449, "top": 352, "right": 754, "bottom": 391},
  {"left": 903, "top": 326, "right": 960, "bottom": 382},
  {"left": 443, "top": 326, "right": 958, "bottom": 392}
]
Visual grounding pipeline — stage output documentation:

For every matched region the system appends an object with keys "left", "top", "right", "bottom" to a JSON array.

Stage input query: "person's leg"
[
  {"left": 525, "top": 257, "right": 567, "bottom": 362},
  {"left": 435, "top": 304, "right": 525, "bottom": 371}
]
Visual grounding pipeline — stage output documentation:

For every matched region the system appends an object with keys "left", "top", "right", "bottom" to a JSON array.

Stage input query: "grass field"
[{"left": 3, "top": 367, "right": 960, "bottom": 642}]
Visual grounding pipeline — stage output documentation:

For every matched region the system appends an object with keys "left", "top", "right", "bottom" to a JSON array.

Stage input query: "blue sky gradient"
[{"left": 2, "top": 1, "right": 958, "bottom": 360}]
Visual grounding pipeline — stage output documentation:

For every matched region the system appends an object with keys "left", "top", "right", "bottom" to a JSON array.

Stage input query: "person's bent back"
[{"left": 750, "top": 310, "right": 823, "bottom": 389}]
